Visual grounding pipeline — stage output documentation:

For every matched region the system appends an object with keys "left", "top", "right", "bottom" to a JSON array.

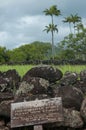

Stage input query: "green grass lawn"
[
  {"left": 57, "top": 65, "right": 86, "bottom": 74},
  {"left": 0, "top": 65, "right": 34, "bottom": 77},
  {"left": 0, "top": 64, "right": 86, "bottom": 77}
]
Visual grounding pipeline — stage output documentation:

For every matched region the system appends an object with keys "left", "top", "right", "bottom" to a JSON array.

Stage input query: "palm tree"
[
  {"left": 44, "top": 24, "right": 58, "bottom": 59},
  {"left": 63, "top": 16, "right": 72, "bottom": 34},
  {"left": 43, "top": 5, "right": 61, "bottom": 59},
  {"left": 44, "top": 5, "right": 61, "bottom": 25},
  {"left": 75, "top": 23, "right": 84, "bottom": 34},
  {"left": 70, "top": 14, "right": 81, "bottom": 35}
]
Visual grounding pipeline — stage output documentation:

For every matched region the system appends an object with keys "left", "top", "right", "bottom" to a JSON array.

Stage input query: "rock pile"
[{"left": 0, "top": 65, "right": 86, "bottom": 130}]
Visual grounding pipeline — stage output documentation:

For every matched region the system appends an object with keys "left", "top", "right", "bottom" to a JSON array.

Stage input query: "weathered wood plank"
[{"left": 11, "top": 97, "right": 63, "bottom": 128}]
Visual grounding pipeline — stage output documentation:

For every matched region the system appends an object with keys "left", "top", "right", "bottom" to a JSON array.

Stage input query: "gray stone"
[
  {"left": 0, "top": 92, "right": 14, "bottom": 102},
  {"left": 0, "top": 77, "right": 8, "bottom": 92},
  {"left": 63, "top": 108, "right": 83, "bottom": 128},
  {"left": 0, "top": 100, "right": 13, "bottom": 117},
  {"left": 0, "top": 69, "right": 21, "bottom": 94},
  {"left": 14, "top": 93, "right": 50, "bottom": 102},
  {"left": 16, "top": 77, "right": 49, "bottom": 95},
  {"left": 0, "top": 127, "right": 9, "bottom": 130},
  {"left": 54, "top": 86, "right": 84, "bottom": 110},
  {"left": 3, "top": 69, "right": 21, "bottom": 92},
  {"left": 80, "top": 70, "right": 86, "bottom": 81},
  {"left": 60, "top": 72, "right": 78, "bottom": 86},
  {"left": 80, "top": 98, "right": 86, "bottom": 122},
  {"left": 74, "top": 80, "right": 86, "bottom": 94}
]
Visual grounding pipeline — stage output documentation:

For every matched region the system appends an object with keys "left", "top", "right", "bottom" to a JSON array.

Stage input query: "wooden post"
[{"left": 34, "top": 125, "right": 43, "bottom": 130}]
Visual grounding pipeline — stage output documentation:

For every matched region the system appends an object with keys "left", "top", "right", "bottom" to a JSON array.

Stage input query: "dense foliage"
[
  {"left": 58, "top": 27, "right": 86, "bottom": 60},
  {"left": 0, "top": 32, "right": 86, "bottom": 64},
  {"left": 0, "top": 41, "right": 53, "bottom": 63}
]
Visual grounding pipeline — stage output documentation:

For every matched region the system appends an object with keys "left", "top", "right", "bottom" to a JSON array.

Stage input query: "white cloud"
[
  {"left": 0, "top": 31, "right": 10, "bottom": 47},
  {"left": 19, "top": 15, "right": 47, "bottom": 28}
]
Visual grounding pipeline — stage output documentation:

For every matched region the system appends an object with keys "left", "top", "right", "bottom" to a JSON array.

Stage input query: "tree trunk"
[
  {"left": 69, "top": 23, "right": 72, "bottom": 34},
  {"left": 74, "top": 23, "right": 76, "bottom": 37},
  {"left": 51, "top": 30, "right": 54, "bottom": 60},
  {"left": 51, "top": 15, "right": 55, "bottom": 60}
]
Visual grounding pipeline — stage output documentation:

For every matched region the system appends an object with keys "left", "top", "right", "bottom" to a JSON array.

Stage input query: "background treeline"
[
  {"left": 0, "top": 41, "right": 52, "bottom": 64},
  {"left": 0, "top": 36, "right": 86, "bottom": 65}
]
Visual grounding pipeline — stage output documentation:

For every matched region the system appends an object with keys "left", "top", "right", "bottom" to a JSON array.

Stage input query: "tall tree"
[
  {"left": 75, "top": 22, "right": 84, "bottom": 34},
  {"left": 43, "top": 5, "right": 61, "bottom": 59},
  {"left": 70, "top": 14, "right": 81, "bottom": 35},
  {"left": 44, "top": 24, "right": 58, "bottom": 58},
  {"left": 63, "top": 16, "right": 72, "bottom": 34}
]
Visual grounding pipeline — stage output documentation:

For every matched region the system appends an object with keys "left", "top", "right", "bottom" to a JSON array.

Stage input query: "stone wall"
[{"left": 0, "top": 65, "right": 86, "bottom": 130}]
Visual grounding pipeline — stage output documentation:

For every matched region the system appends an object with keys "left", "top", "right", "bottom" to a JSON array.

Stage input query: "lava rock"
[
  {"left": 63, "top": 108, "right": 83, "bottom": 128},
  {"left": 0, "top": 77, "right": 8, "bottom": 92},
  {"left": 74, "top": 80, "right": 86, "bottom": 94},
  {"left": 22, "top": 65, "right": 63, "bottom": 83},
  {"left": 3, "top": 69, "right": 21, "bottom": 89},
  {"left": 0, "top": 69, "right": 21, "bottom": 93},
  {"left": 60, "top": 72, "right": 78, "bottom": 86},
  {"left": 0, "top": 72, "right": 3, "bottom": 78},
  {"left": 80, "top": 70, "right": 86, "bottom": 81},
  {"left": 0, "top": 92, "right": 14, "bottom": 102},
  {"left": 16, "top": 77, "right": 49, "bottom": 95},
  {"left": 0, "top": 127, "right": 9, "bottom": 130},
  {"left": 80, "top": 98, "right": 86, "bottom": 122},
  {"left": 14, "top": 93, "right": 50, "bottom": 102},
  {"left": 0, "top": 100, "right": 14, "bottom": 117},
  {"left": 54, "top": 86, "right": 84, "bottom": 111}
]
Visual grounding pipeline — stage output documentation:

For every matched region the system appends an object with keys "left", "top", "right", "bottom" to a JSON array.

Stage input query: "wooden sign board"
[{"left": 11, "top": 97, "right": 63, "bottom": 128}]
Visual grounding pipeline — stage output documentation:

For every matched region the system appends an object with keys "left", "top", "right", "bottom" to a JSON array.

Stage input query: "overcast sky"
[{"left": 0, "top": 0, "right": 86, "bottom": 49}]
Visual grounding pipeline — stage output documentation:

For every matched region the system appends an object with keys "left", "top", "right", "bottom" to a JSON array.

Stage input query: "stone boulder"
[
  {"left": 3, "top": 69, "right": 21, "bottom": 85},
  {"left": 0, "top": 71, "right": 3, "bottom": 78},
  {"left": 22, "top": 65, "right": 63, "bottom": 83},
  {"left": 74, "top": 80, "right": 86, "bottom": 94},
  {"left": 16, "top": 77, "right": 49, "bottom": 95},
  {"left": 80, "top": 98, "right": 86, "bottom": 122},
  {"left": 63, "top": 108, "right": 83, "bottom": 128},
  {"left": 80, "top": 70, "right": 86, "bottom": 81},
  {"left": 14, "top": 93, "right": 50, "bottom": 102},
  {"left": 60, "top": 72, "right": 78, "bottom": 86},
  {"left": 1, "top": 69, "right": 21, "bottom": 93},
  {"left": 0, "top": 92, "right": 14, "bottom": 102},
  {"left": 0, "top": 77, "right": 8, "bottom": 92},
  {"left": 0, "top": 126, "right": 9, "bottom": 130},
  {"left": 0, "top": 121, "right": 5, "bottom": 127},
  {"left": 53, "top": 86, "right": 84, "bottom": 110},
  {"left": 0, "top": 100, "right": 14, "bottom": 117}
]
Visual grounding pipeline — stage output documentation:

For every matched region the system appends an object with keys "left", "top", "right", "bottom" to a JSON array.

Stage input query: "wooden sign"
[{"left": 11, "top": 97, "right": 63, "bottom": 128}]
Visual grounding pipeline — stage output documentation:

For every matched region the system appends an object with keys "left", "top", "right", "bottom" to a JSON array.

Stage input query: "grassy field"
[
  {"left": 0, "top": 64, "right": 86, "bottom": 77},
  {"left": 58, "top": 65, "right": 86, "bottom": 74},
  {"left": 0, "top": 65, "right": 33, "bottom": 77}
]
